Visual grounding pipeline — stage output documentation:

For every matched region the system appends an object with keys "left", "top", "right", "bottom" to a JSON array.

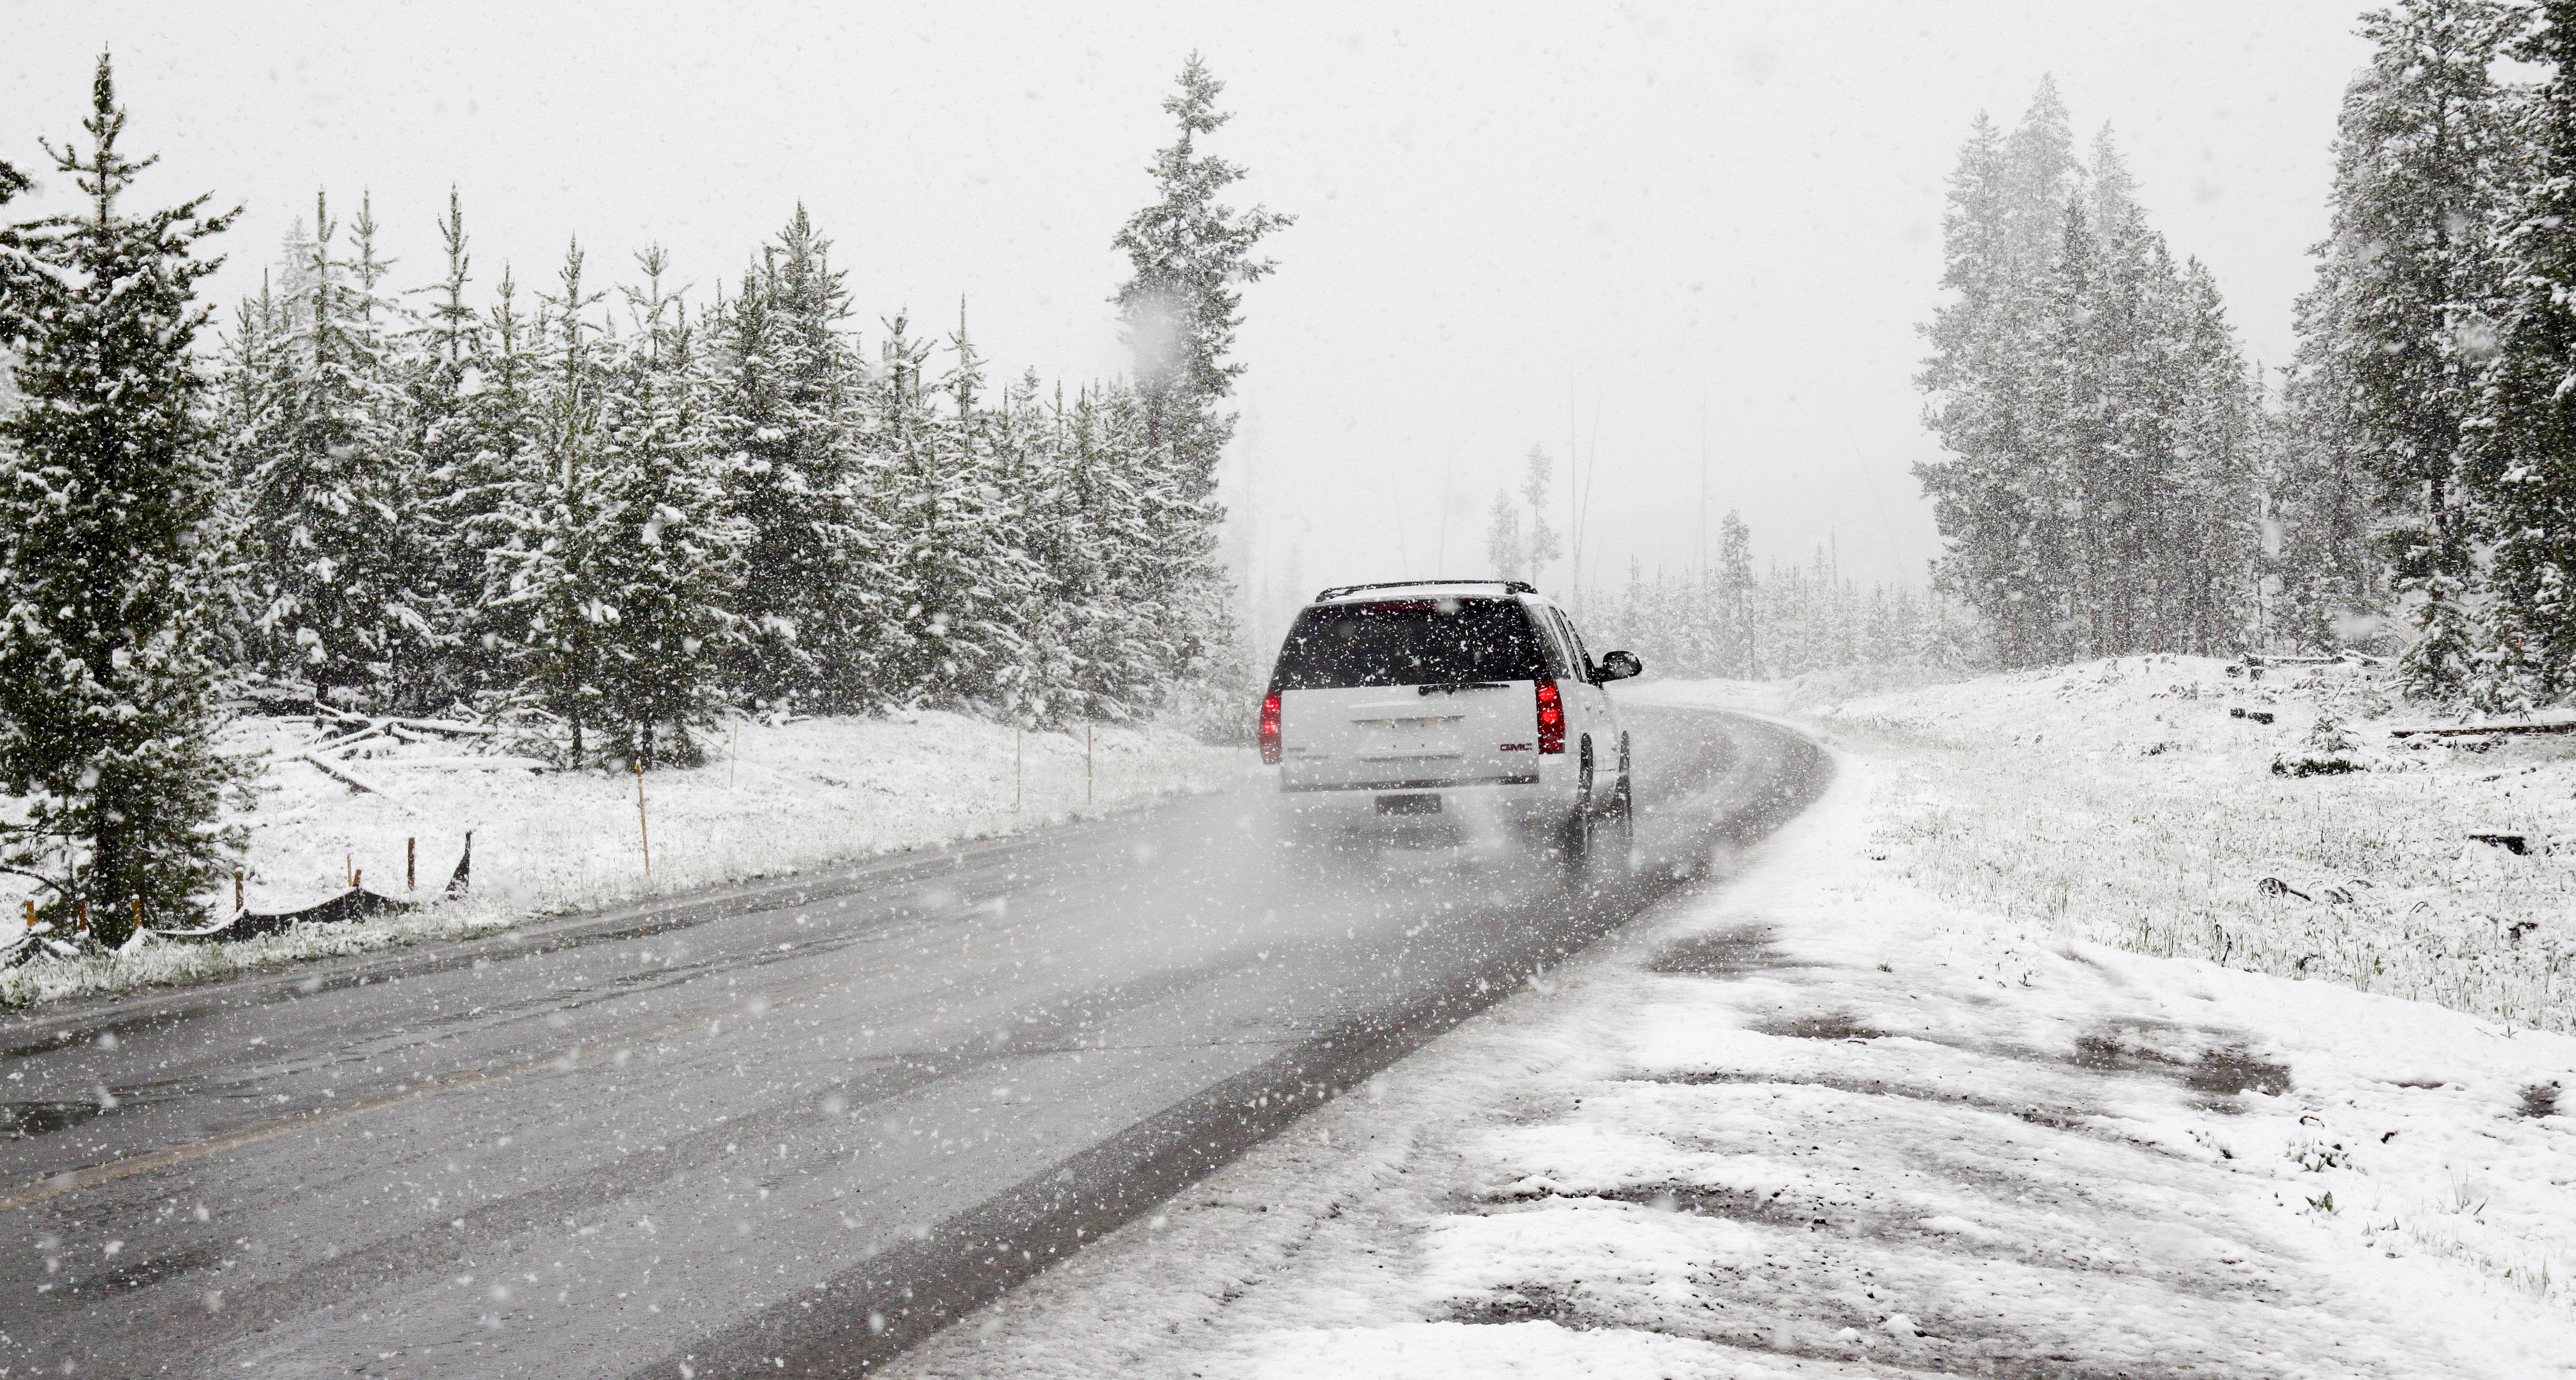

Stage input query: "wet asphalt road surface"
[{"left": 0, "top": 704, "right": 1825, "bottom": 1378}]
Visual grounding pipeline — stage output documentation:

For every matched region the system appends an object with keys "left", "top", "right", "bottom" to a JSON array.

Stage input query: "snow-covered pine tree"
[
  {"left": 2468, "top": 0, "right": 2576, "bottom": 703},
  {"left": 2314, "top": 0, "right": 2529, "bottom": 695},
  {"left": 236, "top": 191, "right": 434, "bottom": 708},
  {"left": 2027, "top": 193, "right": 2102, "bottom": 661},
  {"left": 406, "top": 189, "right": 493, "bottom": 703},
  {"left": 1917, "top": 85, "right": 2082, "bottom": 666},
  {"left": 1484, "top": 492, "right": 1525, "bottom": 581},
  {"left": 2166, "top": 259, "right": 2261, "bottom": 654},
  {"left": 0, "top": 56, "right": 244, "bottom": 941},
  {"left": 1111, "top": 56, "right": 1289, "bottom": 698},
  {"left": 706, "top": 208, "right": 879, "bottom": 710},
  {"left": 1482, "top": 447, "right": 1562, "bottom": 585},
  {"left": 205, "top": 275, "right": 287, "bottom": 673},
  {"left": 440, "top": 265, "right": 544, "bottom": 695},
  {"left": 871, "top": 310, "right": 1036, "bottom": 710},
  {"left": 2276, "top": 283, "right": 2386, "bottom": 649},
  {"left": 1112, "top": 54, "right": 1292, "bottom": 507},
  {"left": 2077, "top": 127, "right": 2260, "bottom": 658},
  {"left": 582, "top": 248, "right": 744, "bottom": 765},
  {"left": 1716, "top": 510, "right": 1757, "bottom": 677},
  {"left": 0, "top": 156, "right": 23, "bottom": 412},
  {"left": 486, "top": 241, "right": 615, "bottom": 761},
  {"left": 1017, "top": 381, "right": 1174, "bottom": 722},
  {"left": 2074, "top": 130, "right": 2174, "bottom": 654}
]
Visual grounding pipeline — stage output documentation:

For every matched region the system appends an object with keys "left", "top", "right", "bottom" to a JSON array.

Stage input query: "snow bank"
[
  {"left": 886, "top": 712, "right": 2576, "bottom": 1378},
  {"left": 1, "top": 711, "right": 1249, "bottom": 1008}
]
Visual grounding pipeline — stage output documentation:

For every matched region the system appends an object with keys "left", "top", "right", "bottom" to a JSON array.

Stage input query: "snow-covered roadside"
[
  {"left": 887, "top": 742, "right": 2576, "bottom": 1378},
  {"left": 1, "top": 711, "right": 1251, "bottom": 1009},
  {"left": 1646, "top": 659, "right": 2576, "bottom": 1038}
]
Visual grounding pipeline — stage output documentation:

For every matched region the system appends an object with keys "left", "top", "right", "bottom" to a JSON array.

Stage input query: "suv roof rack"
[{"left": 1312, "top": 579, "right": 1538, "bottom": 601}]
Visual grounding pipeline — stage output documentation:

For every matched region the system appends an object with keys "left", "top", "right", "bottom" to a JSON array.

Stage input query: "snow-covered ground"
[
  {"left": 887, "top": 666, "right": 2576, "bottom": 1378},
  {"left": 1, "top": 711, "right": 1250, "bottom": 1008},
  {"left": 1769, "top": 656, "right": 2576, "bottom": 1037}
]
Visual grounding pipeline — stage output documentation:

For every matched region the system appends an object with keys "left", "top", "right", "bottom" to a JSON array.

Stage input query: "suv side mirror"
[{"left": 1596, "top": 650, "right": 1642, "bottom": 683}]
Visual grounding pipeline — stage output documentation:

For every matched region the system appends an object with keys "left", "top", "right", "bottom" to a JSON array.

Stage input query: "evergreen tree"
[
  {"left": 871, "top": 311, "right": 1039, "bottom": 709},
  {"left": 0, "top": 156, "right": 24, "bottom": 412},
  {"left": 408, "top": 189, "right": 496, "bottom": 702},
  {"left": 444, "top": 266, "right": 543, "bottom": 694},
  {"left": 1920, "top": 84, "right": 2261, "bottom": 666},
  {"left": 707, "top": 208, "right": 880, "bottom": 710},
  {"left": 1111, "top": 53, "right": 1293, "bottom": 505},
  {"left": 1483, "top": 446, "right": 1562, "bottom": 582},
  {"left": 1110, "top": 56, "right": 1289, "bottom": 696},
  {"left": 584, "top": 249, "right": 743, "bottom": 763},
  {"left": 487, "top": 241, "right": 615, "bottom": 760},
  {"left": 0, "top": 56, "right": 243, "bottom": 942},
  {"left": 2469, "top": 0, "right": 2576, "bottom": 702},
  {"left": 235, "top": 192, "right": 433, "bottom": 707},
  {"left": 1916, "top": 86, "right": 2082, "bottom": 666},
  {"left": 2311, "top": 0, "right": 2528, "bottom": 692},
  {"left": 1015, "top": 381, "right": 1175, "bottom": 722},
  {"left": 1715, "top": 510, "right": 1757, "bottom": 677}
]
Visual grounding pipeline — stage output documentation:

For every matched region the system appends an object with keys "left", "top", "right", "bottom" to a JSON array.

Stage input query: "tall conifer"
[
  {"left": 2470, "top": 0, "right": 2576, "bottom": 702},
  {"left": 0, "top": 56, "right": 242, "bottom": 941}
]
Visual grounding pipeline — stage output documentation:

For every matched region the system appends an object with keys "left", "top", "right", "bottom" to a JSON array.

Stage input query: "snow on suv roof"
[{"left": 1310, "top": 579, "right": 1542, "bottom": 605}]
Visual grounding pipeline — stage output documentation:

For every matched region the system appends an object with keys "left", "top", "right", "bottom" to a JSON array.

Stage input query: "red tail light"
[
  {"left": 1259, "top": 692, "right": 1283, "bottom": 765},
  {"left": 1535, "top": 678, "right": 1564, "bottom": 754}
]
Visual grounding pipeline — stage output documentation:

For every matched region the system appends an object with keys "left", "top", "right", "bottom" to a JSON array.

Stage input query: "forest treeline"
[
  {"left": 1580, "top": 515, "right": 1975, "bottom": 685},
  {"left": 1915, "top": 80, "right": 2261, "bottom": 671},
  {"left": 1923, "top": 0, "right": 2576, "bottom": 710},
  {"left": 2273, "top": 0, "right": 2576, "bottom": 708},
  {"left": 0, "top": 55, "right": 1284, "bottom": 936}
]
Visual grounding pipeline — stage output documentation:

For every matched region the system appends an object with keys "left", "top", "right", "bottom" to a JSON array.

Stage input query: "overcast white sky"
[{"left": 7, "top": 1, "right": 2378, "bottom": 639}]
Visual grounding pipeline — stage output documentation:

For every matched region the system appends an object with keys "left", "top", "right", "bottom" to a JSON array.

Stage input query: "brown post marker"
[
  {"left": 234, "top": 870, "right": 243, "bottom": 913},
  {"left": 76, "top": 898, "right": 88, "bottom": 937},
  {"left": 345, "top": 852, "right": 352, "bottom": 887},
  {"left": 22, "top": 899, "right": 34, "bottom": 931},
  {"left": 353, "top": 868, "right": 362, "bottom": 890},
  {"left": 407, "top": 837, "right": 416, "bottom": 891},
  {"left": 635, "top": 761, "right": 651, "bottom": 877},
  {"left": 131, "top": 896, "right": 143, "bottom": 935}
]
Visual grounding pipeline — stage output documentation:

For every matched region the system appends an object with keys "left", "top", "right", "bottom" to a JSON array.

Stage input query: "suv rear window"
[{"left": 1269, "top": 599, "right": 1550, "bottom": 691}]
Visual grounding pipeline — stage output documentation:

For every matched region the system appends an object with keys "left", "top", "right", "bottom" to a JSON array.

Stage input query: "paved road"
[{"left": 0, "top": 704, "right": 1824, "bottom": 1378}]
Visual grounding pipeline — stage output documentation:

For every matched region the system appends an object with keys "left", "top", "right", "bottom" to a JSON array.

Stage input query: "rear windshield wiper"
[{"left": 1419, "top": 681, "right": 1510, "bottom": 695}]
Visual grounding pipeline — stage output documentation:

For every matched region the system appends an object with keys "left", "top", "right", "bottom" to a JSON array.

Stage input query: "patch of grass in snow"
[
  {"left": 0, "top": 898, "right": 521, "bottom": 1009},
  {"left": 1822, "top": 655, "right": 2576, "bottom": 1034}
]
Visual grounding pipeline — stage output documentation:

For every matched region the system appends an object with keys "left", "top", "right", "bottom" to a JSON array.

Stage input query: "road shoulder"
[{"left": 886, "top": 743, "right": 2576, "bottom": 1378}]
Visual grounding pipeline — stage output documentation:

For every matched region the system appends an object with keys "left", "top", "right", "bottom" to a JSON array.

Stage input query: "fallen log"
[
  {"left": 370, "top": 755, "right": 549, "bottom": 771},
  {"left": 293, "top": 753, "right": 399, "bottom": 799},
  {"left": 2388, "top": 719, "right": 2576, "bottom": 739}
]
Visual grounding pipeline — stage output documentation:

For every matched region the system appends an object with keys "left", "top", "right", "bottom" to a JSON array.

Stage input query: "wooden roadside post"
[
  {"left": 234, "top": 870, "right": 243, "bottom": 913},
  {"left": 407, "top": 837, "right": 416, "bottom": 891},
  {"left": 635, "top": 761, "right": 652, "bottom": 877},
  {"left": 131, "top": 897, "right": 143, "bottom": 936}
]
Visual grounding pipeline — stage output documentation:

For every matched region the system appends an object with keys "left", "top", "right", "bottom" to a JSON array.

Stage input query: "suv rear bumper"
[{"left": 1273, "top": 767, "right": 1571, "bottom": 841}]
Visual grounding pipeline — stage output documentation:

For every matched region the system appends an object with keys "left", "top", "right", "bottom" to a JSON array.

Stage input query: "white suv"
[{"left": 1259, "top": 580, "right": 1642, "bottom": 874}]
